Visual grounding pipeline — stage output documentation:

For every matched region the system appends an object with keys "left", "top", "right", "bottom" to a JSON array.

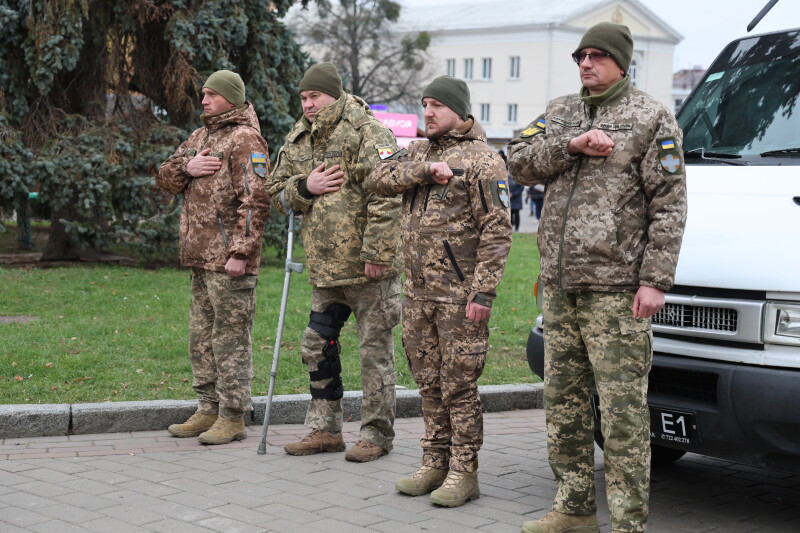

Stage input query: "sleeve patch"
[
  {"left": 384, "top": 148, "right": 408, "bottom": 161},
  {"left": 520, "top": 115, "right": 546, "bottom": 138},
  {"left": 250, "top": 153, "right": 268, "bottom": 178},
  {"left": 656, "top": 136, "right": 682, "bottom": 174},
  {"left": 490, "top": 180, "right": 510, "bottom": 208},
  {"left": 377, "top": 145, "right": 396, "bottom": 159}
]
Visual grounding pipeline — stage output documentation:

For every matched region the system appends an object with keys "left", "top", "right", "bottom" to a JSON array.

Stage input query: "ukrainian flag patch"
[
  {"left": 251, "top": 153, "right": 268, "bottom": 178},
  {"left": 656, "top": 137, "right": 682, "bottom": 175},
  {"left": 496, "top": 180, "right": 510, "bottom": 208},
  {"left": 520, "top": 115, "right": 546, "bottom": 138}
]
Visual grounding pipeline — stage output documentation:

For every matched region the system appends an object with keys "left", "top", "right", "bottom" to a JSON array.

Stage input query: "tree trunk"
[{"left": 40, "top": 205, "right": 85, "bottom": 261}]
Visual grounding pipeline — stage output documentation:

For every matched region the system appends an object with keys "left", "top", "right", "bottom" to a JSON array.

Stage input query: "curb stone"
[{"left": 0, "top": 383, "right": 542, "bottom": 439}]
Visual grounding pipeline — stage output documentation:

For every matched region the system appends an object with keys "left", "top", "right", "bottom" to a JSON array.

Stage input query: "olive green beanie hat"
[
  {"left": 421, "top": 75, "right": 471, "bottom": 120},
  {"left": 299, "top": 62, "right": 344, "bottom": 98},
  {"left": 203, "top": 70, "right": 246, "bottom": 106},
  {"left": 575, "top": 22, "right": 634, "bottom": 73}
]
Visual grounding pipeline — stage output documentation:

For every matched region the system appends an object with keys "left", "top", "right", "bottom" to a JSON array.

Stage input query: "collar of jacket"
[
  {"left": 309, "top": 93, "right": 375, "bottom": 139},
  {"left": 579, "top": 75, "right": 631, "bottom": 107},
  {"left": 201, "top": 103, "right": 251, "bottom": 132},
  {"left": 431, "top": 116, "right": 487, "bottom": 148}
]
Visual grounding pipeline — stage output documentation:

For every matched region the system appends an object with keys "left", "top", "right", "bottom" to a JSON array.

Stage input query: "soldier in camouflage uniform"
[
  {"left": 369, "top": 76, "right": 512, "bottom": 507},
  {"left": 507, "top": 24, "right": 687, "bottom": 533},
  {"left": 267, "top": 63, "right": 402, "bottom": 462},
  {"left": 157, "top": 70, "right": 271, "bottom": 445}
]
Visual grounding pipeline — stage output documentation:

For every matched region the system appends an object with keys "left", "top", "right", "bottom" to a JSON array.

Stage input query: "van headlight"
[{"left": 764, "top": 303, "right": 800, "bottom": 346}]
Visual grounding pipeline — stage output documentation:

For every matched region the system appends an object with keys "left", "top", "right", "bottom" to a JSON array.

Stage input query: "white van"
[{"left": 527, "top": 22, "right": 800, "bottom": 469}]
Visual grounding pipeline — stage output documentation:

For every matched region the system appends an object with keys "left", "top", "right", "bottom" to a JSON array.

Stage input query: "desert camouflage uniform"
[
  {"left": 508, "top": 77, "right": 687, "bottom": 532},
  {"left": 369, "top": 118, "right": 512, "bottom": 472},
  {"left": 158, "top": 102, "right": 270, "bottom": 419},
  {"left": 267, "top": 93, "right": 401, "bottom": 450}
]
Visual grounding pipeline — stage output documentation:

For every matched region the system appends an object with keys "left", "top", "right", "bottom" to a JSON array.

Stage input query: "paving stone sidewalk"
[{"left": 1, "top": 409, "right": 799, "bottom": 533}]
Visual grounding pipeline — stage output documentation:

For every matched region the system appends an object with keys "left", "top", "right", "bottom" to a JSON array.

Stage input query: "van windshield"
[{"left": 677, "top": 30, "right": 800, "bottom": 157}]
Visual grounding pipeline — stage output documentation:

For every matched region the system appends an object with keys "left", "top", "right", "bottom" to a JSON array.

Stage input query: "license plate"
[{"left": 649, "top": 406, "right": 698, "bottom": 445}]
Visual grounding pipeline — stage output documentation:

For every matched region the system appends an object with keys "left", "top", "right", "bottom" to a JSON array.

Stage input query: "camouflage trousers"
[
  {"left": 402, "top": 298, "right": 488, "bottom": 473},
  {"left": 542, "top": 286, "right": 652, "bottom": 532},
  {"left": 189, "top": 268, "right": 256, "bottom": 420},
  {"left": 302, "top": 275, "right": 401, "bottom": 451}
]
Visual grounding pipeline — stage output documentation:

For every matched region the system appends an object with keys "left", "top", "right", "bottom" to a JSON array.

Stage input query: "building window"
[
  {"left": 674, "top": 99, "right": 684, "bottom": 113},
  {"left": 482, "top": 58, "right": 492, "bottom": 80},
  {"left": 629, "top": 58, "right": 639, "bottom": 87},
  {"left": 446, "top": 59, "right": 455, "bottom": 77},
  {"left": 464, "top": 58, "right": 473, "bottom": 80},
  {"left": 480, "top": 103, "right": 490, "bottom": 122},
  {"left": 510, "top": 56, "right": 520, "bottom": 79},
  {"left": 507, "top": 104, "right": 518, "bottom": 123}
]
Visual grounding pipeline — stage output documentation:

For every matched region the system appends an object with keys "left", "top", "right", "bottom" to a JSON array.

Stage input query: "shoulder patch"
[
  {"left": 383, "top": 148, "right": 408, "bottom": 161},
  {"left": 656, "top": 136, "right": 682, "bottom": 174},
  {"left": 491, "top": 179, "right": 510, "bottom": 208},
  {"left": 250, "top": 153, "right": 268, "bottom": 178},
  {"left": 520, "top": 115, "right": 546, "bottom": 138},
  {"left": 377, "top": 145, "right": 395, "bottom": 160}
]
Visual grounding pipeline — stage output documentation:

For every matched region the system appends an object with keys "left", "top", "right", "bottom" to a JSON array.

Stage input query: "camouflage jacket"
[
  {"left": 157, "top": 103, "right": 270, "bottom": 276},
  {"left": 368, "top": 118, "right": 512, "bottom": 306},
  {"left": 267, "top": 93, "right": 402, "bottom": 288},
  {"left": 507, "top": 81, "right": 687, "bottom": 292}
]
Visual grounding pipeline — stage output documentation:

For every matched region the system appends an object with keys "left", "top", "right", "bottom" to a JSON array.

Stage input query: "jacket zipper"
[
  {"left": 557, "top": 105, "right": 596, "bottom": 290},
  {"left": 443, "top": 240, "right": 465, "bottom": 282},
  {"left": 217, "top": 214, "right": 229, "bottom": 249},
  {"left": 409, "top": 185, "right": 419, "bottom": 213}
]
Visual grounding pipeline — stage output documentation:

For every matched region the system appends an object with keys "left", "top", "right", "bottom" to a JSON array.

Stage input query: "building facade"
[{"left": 396, "top": 0, "right": 682, "bottom": 146}]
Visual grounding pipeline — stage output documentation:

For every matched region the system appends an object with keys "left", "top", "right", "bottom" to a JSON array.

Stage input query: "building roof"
[
  {"left": 396, "top": 0, "right": 607, "bottom": 31},
  {"left": 396, "top": 0, "right": 681, "bottom": 42}
]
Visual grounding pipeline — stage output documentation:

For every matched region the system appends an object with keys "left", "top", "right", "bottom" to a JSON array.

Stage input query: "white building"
[{"left": 395, "top": 0, "right": 682, "bottom": 146}]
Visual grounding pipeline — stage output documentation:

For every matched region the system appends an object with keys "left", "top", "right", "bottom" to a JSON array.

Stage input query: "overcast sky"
[{"left": 398, "top": 0, "right": 800, "bottom": 71}]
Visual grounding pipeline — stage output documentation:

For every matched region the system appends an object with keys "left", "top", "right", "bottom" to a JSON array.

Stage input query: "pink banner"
[{"left": 374, "top": 112, "right": 418, "bottom": 138}]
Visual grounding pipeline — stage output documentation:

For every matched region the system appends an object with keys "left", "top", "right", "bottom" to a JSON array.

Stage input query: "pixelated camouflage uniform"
[
  {"left": 157, "top": 102, "right": 270, "bottom": 419},
  {"left": 508, "top": 77, "right": 687, "bottom": 532},
  {"left": 369, "top": 118, "right": 512, "bottom": 472},
  {"left": 267, "top": 93, "right": 402, "bottom": 450}
]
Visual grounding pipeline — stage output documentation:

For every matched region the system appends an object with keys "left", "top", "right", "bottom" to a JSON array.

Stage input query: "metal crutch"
[{"left": 257, "top": 212, "right": 303, "bottom": 455}]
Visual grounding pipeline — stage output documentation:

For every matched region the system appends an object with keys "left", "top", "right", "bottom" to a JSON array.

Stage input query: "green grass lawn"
[{"left": 0, "top": 233, "right": 541, "bottom": 404}]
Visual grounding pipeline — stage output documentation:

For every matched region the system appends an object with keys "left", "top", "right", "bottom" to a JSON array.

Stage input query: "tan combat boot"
[
  {"left": 197, "top": 417, "right": 247, "bottom": 445},
  {"left": 345, "top": 440, "right": 388, "bottom": 462},
  {"left": 429, "top": 469, "right": 480, "bottom": 507},
  {"left": 520, "top": 510, "right": 600, "bottom": 533},
  {"left": 395, "top": 465, "right": 448, "bottom": 496},
  {"left": 167, "top": 412, "right": 218, "bottom": 438},
  {"left": 284, "top": 429, "right": 346, "bottom": 456}
]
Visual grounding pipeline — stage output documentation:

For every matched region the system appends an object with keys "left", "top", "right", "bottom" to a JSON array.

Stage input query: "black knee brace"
[
  {"left": 308, "top": 303, "right": 351, "bottom": 400},
  {"left": 308, "top": 302, "right": 351, "bottom": 340}
]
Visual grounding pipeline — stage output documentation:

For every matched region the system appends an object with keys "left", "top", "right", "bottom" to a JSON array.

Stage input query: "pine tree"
[{"left": 0, "top": 0, "right": 309, "bottom": 260}]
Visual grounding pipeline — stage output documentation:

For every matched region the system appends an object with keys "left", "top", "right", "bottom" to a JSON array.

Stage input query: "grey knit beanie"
[
  {"left": 203, "top": 70, "right": 246, "bottom": 106},
  {"left": 299, "top": 63, "right": 344, "bottom": 98},
  {"left": 575, "top": 22, "right": 634, "bottom": 73},
  {"left": 421, "top": 76, "right": 471, "bottom": 120}
]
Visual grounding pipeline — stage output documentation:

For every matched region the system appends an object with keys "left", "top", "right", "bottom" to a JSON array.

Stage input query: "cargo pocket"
[
  {"left": 614, "top": 316, "right": 653, "bottom": 379},
  {"left": 379, "top": 277, "right": 402, "bottom": 329},
  {"left": 444, "top": 336, "right": 488, "bottom": 384}
]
